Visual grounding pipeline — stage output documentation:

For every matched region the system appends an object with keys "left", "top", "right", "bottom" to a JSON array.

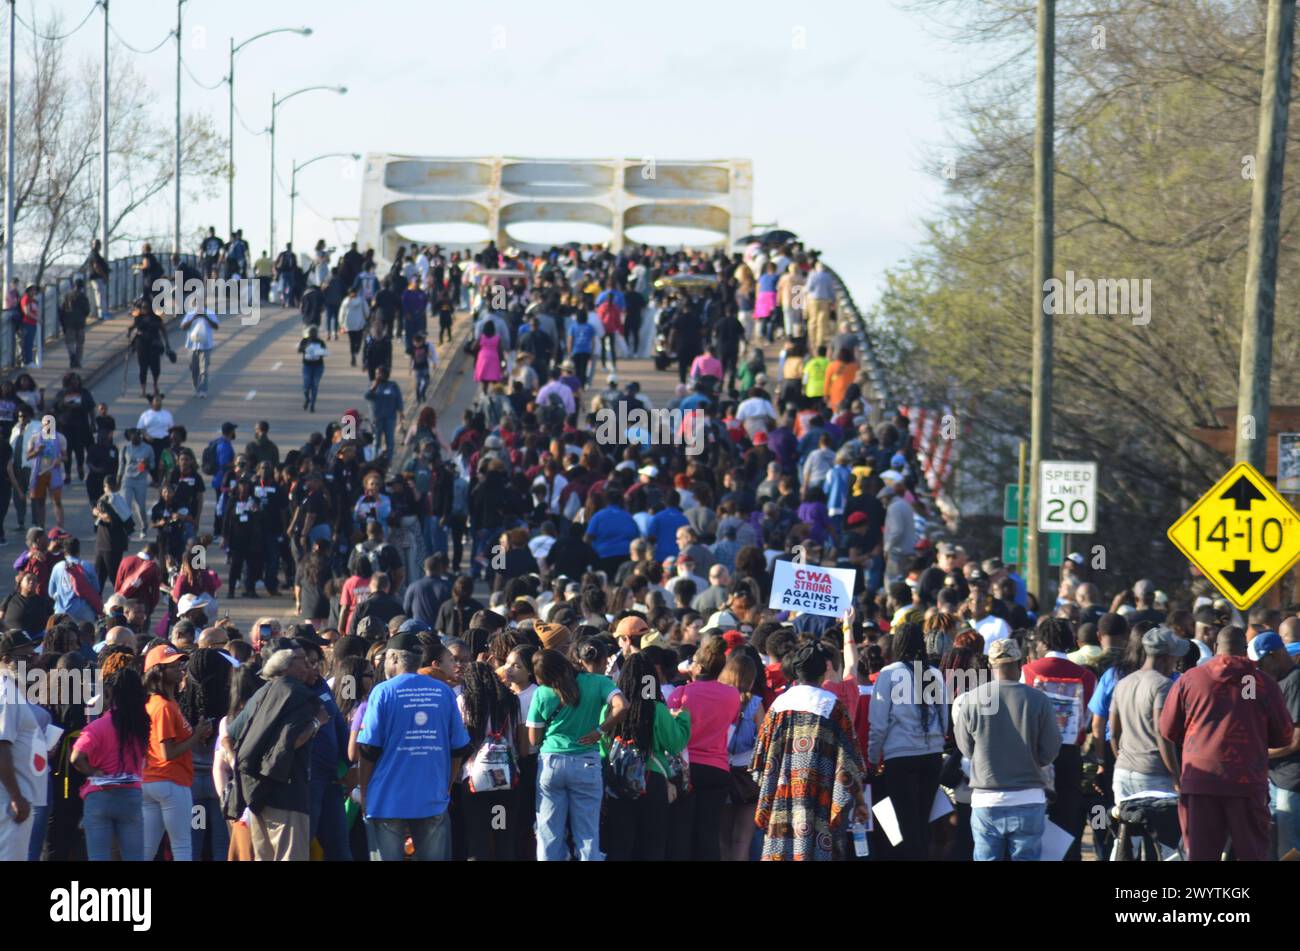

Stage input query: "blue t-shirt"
[
  {"left": 647, "top": 507, "right": 689, "bottom": 560},
  {"left": 569, "top": 322, "right": 596, "bottom": 355},
  {"left": 585, "top": 506, "right": 641, "bottom": 559},
  {"left": 358, "top": 672, "right": 469, "bottom": 819}
]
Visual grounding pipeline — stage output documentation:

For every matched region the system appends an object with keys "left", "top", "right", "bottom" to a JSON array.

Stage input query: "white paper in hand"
[
  {"left": 1040, "top": 819, "right": 1076, "bottom": 861},
  {"left": 872, "top": 796, "right": 903, "bottom": 846}
]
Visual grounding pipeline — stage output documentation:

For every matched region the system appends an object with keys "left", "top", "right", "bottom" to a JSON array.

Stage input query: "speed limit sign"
[{"left": 1039, "top": 461, "right": 1097, "bottom": 534}]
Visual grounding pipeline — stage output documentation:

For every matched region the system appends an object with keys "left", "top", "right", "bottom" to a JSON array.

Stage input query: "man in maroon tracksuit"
[{"left": 1159, "top": 626, "right": 1293, "bottom": 860}]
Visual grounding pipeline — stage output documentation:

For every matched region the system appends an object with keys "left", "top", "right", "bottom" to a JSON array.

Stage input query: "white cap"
[{"left": 638, "top": 465, "right": 659, "bottom": 478}]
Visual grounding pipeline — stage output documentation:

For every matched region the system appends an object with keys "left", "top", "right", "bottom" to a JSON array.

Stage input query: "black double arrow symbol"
[{"left": 1217, "top": 475, "right": 1269, "bottom": 596}]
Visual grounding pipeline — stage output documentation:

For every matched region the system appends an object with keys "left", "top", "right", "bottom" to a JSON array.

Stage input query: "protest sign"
[{"left": 769, "top": 560, "right": 857, "bottom": 617}]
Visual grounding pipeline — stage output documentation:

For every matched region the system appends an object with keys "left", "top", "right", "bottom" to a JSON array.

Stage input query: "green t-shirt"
[{"left": 526, "top": 672, "right": 619, "bottom": 756}]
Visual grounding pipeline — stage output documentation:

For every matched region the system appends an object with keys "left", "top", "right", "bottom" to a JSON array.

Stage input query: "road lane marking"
[{"left": 245, "top": 390, "right": 256, "bottom": 401}]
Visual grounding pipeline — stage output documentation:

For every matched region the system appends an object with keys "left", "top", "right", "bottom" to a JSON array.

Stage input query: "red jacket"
[
  {"left": 1159, "top": 655, "right": 1294, "bottom": 796},
  {"left": 115, "top": 554, "right": 162, "bottom": 616}
]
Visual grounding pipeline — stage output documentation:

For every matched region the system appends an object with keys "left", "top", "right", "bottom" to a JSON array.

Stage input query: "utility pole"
[
  {"left": 1027, "top": 0, "right": 1056, "bottom": 605},
  {"left": 227, "top": 36, "right": 234, "bottom": 236},
  {"left": 100, "top": 1, "right": 109, "bottom": 260},
  {"left": 1236, "top": 0, "right": 1296, "bottom": 469}
]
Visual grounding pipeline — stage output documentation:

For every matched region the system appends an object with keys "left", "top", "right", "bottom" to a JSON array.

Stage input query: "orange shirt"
[
  {"left": 824, "top": 360, "right": 857, "bottom": 411},
  {"left": 144, "top": 694, "right": 194, "bottom": 786}
]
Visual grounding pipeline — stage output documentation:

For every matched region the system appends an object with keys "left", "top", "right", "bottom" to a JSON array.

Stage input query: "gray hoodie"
[{"left": 952, "top": 678, "right": 1062, "bottom": 793}]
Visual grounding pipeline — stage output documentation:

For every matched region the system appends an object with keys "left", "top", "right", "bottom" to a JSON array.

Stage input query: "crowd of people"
[{"left": 0, "top": 234, "right": 1296, "bottom": 864}]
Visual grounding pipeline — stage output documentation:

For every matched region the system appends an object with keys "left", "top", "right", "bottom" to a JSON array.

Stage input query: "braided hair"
[
  {"left": 459, "top": 661, "right": 519, "bottom": 749},
  {"left": 615, "top": 653, "right": 659, "bottom": 752},
  {"left": 103, "top": 667, "right": 149, "bottom": 775},
  {"left": 895, "top": 621, "right": 941, "bottom": 735}
]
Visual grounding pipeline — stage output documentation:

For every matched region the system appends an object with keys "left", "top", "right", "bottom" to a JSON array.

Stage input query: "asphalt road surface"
[{"left": 4, "top": 304, "right": 479, "bottom": 632}]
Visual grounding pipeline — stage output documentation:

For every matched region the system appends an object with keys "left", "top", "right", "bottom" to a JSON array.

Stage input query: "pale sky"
[{"left": 31, "top": 0, "right": 958, "bottom": 307}]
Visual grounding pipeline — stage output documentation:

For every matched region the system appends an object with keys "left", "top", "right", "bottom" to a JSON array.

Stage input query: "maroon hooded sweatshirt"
[{"left": 1159, "top": 654, "right": 1293, "bottom": 796}]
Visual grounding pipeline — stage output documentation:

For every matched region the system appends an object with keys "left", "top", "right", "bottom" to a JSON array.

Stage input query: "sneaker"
[{"left": 304, "top": 397, "right": 310, "bottom": 410}]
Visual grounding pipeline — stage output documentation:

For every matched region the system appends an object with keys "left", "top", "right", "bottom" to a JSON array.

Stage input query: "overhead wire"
[
  {"left": 108, "top": 21, "right": 172, "bottom": 55},
  {"left": 14, "top": 3, "right": 98, "bottom": 41}
]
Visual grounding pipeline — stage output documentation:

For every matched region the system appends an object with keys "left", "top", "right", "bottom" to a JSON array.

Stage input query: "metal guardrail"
[
  {"left": 820, "top": 262, "right": 894, "bottom": 423},
  {"left": 1, "top": 253, "right": 203, "bottom": 371}
]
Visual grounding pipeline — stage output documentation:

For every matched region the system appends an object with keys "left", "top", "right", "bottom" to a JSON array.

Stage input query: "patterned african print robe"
[{"left": 751, "top": 683, "right": 866, "bottom": 861}]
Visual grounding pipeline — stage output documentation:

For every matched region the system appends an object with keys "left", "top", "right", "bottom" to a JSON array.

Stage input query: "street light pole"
[
  {"left": 174, "top": 0, "right": 184, "bottom": 258},
  {"left": 100, "top": 0, "right": 109, "bottom": 261},
  {"left": 269, "top": 85, "right": 347, "bottom": 256},
  {"left": 227, "top": 27, "right": 312, "bottom": 238},
  {"left": 291, "top": 152, "right": 361, "bottom": 247}
]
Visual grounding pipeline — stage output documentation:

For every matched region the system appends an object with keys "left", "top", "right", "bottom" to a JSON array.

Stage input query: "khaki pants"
[
  {"left": 249, "top": 806, "right": 309, "bottom": 861},
  {"left": 806, "top": 298, "right": 833, "bottom": 354}
]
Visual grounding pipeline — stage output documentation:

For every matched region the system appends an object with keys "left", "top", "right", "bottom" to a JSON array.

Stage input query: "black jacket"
[{"left": 226, "top": 677, "right": 319, "bottom": 818}]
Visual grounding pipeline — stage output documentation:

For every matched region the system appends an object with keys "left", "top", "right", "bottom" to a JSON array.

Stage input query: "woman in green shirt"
[
  {"left": 526, "top": 648, "right": 628, "bottom": 861},
  {"left": 600, "top": 652, "right": 691, "bottom": 861}
]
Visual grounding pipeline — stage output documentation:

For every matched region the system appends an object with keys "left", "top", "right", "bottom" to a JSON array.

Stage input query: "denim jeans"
[
  {"left": 21, "top": 322, "right": 36, "bottom": 364},
  {"left": 536, "top": 749, "right": 604, "bottom": 861},
  {"left": 302, "top": 362, "right": 324, "bottom": 407},
  {"left": 142, "top": 780, "right": 194, "bottom": 861},
  {"left": 375, "top": 415, "right": 397, "bottom": 461},
  {"left": 190, "top": 348, "right": 211, "bottom": 395},
  {"left": 1113, "top": 768, "right": 1177, "bottom": 801},
  {"left": 366, "top": 811, "right": 450, "bottom": 861},
  {"left": 1271, "top": 782, "right": 1300, "bottom": 858},
  {"left": 189, "top": 771, "right": 229, "bottom": 861},
  {"left": 971, "top": 801, "right": 1046, "bottom": 861},
  {"left": 83, "top": 787, "right": 145, "bottom": 861}
]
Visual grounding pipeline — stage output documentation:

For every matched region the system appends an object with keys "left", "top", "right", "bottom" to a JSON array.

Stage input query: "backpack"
[
  {"left": 200, "top": 439, "right": 219, "bottom": 477},
  {"left": 117, "top": 559, "right": 154, "bottom": 599},
  {"left": 466, "top": 726, "right": 516, "bottom": 793},
  {"left": 603, "top": 735, "right": 647, "bottom": 800},
  {"left": 597, "top": 296, "right": 624, "bottom": 335},
  {"left": 66, "top": 561, "right": 103, "bottom": 615}
]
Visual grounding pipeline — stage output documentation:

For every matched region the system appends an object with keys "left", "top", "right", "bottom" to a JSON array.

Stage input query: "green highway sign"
[
  {"left": 1004, "top": 484, "right": 1028, "bottom": 523},
  {"left": 1002, "top": 526, "right": 1063, "bottom": 567}
]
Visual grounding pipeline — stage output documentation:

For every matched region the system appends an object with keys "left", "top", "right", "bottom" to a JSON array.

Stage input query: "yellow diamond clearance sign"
[{"left": 1167, "top": 462, "right": 1300, "bottom": 611}]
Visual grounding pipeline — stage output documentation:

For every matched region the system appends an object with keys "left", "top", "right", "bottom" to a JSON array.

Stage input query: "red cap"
[
  {"left": 721, "top": 630, "right": 747, "bottom": 652},
  {"left": 144, "top": 643, "right": 186, "bottom": 672}
]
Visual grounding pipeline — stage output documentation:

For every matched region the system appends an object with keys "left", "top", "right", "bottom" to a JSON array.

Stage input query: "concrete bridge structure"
[{"left": 357, "top": 154, "right": 753, "bottom": 262}]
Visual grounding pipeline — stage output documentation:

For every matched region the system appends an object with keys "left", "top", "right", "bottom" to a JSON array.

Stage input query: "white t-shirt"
[
  {"left": 0, "top": 675, "right": 51, "bottom": 806},
  {"left": 736, "top": 397, "right": 776, "bottom": 429},
  {"left": 181, "top": 310, "right": 219, "bottom": 351},
  {"left": 137, "top": 409, "right": 174, "bottom": 441},
  {"left": 970, "top": 788, "right": 1046, "bottom": 808}
]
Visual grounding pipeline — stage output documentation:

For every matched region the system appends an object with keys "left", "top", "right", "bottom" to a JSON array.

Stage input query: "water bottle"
[{"left": 851, "top": 821, "right": 870, "bottom": 858}]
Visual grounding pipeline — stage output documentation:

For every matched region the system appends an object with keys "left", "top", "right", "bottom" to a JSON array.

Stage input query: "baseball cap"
[
  {"left": 638, "top": 465, "right": 659, "bottom": 478},
  {"left": 615, "top": 616, "right": 650, "bottom": 641},
  {"left": 721, "top": 630, "right": 747, "bottom": 652},
  {"left": 879, "top": 469, "right": 903, "bottom": 484},
  {"left": 144, "top": 643, "right": 186, "bottom": 672},
  {"left": 536, "top": 622, "right": 572, "bottom": 652},
  {"left": 936, "top": 541, "right": 957, "bottom": 556},
  {"left": 47, "top": 527, "right": 71, "bottom": 542},
  {"left": 988, "top": 638, "right": 1022, "bottom": 664},
  {"left": 398, "top": 618, "right": 433, "bottom": 636},
  {"left": 221, "top": 422, "right": 237, "bottom": 435},
  {"left": 1248, "top": 631, "right": 1286, "bottom": 662},
  {"left": 1142, "top": 626, "right": 1190, "bottom": 658},
  {"left": 355, "top": 616, "right": 384, "bottom": 640},
  {"left": 385, "top": 632, "right": 423, "bottom": 654},
  {"left": 176, "top": 592, "right": 215, "bottom": 616},
  {"left": 890, "top": 452, "right": 907, "bottom": 467}
]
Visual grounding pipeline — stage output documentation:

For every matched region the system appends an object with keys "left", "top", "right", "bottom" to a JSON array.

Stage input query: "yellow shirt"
[{"left": 803, "top": 356, "right": 829, "bottom": 397}]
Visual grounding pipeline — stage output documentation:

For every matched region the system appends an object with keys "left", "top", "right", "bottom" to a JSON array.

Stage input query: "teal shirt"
[{"left": 526, "top": 673, "right": 619, "bottom": 756}]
